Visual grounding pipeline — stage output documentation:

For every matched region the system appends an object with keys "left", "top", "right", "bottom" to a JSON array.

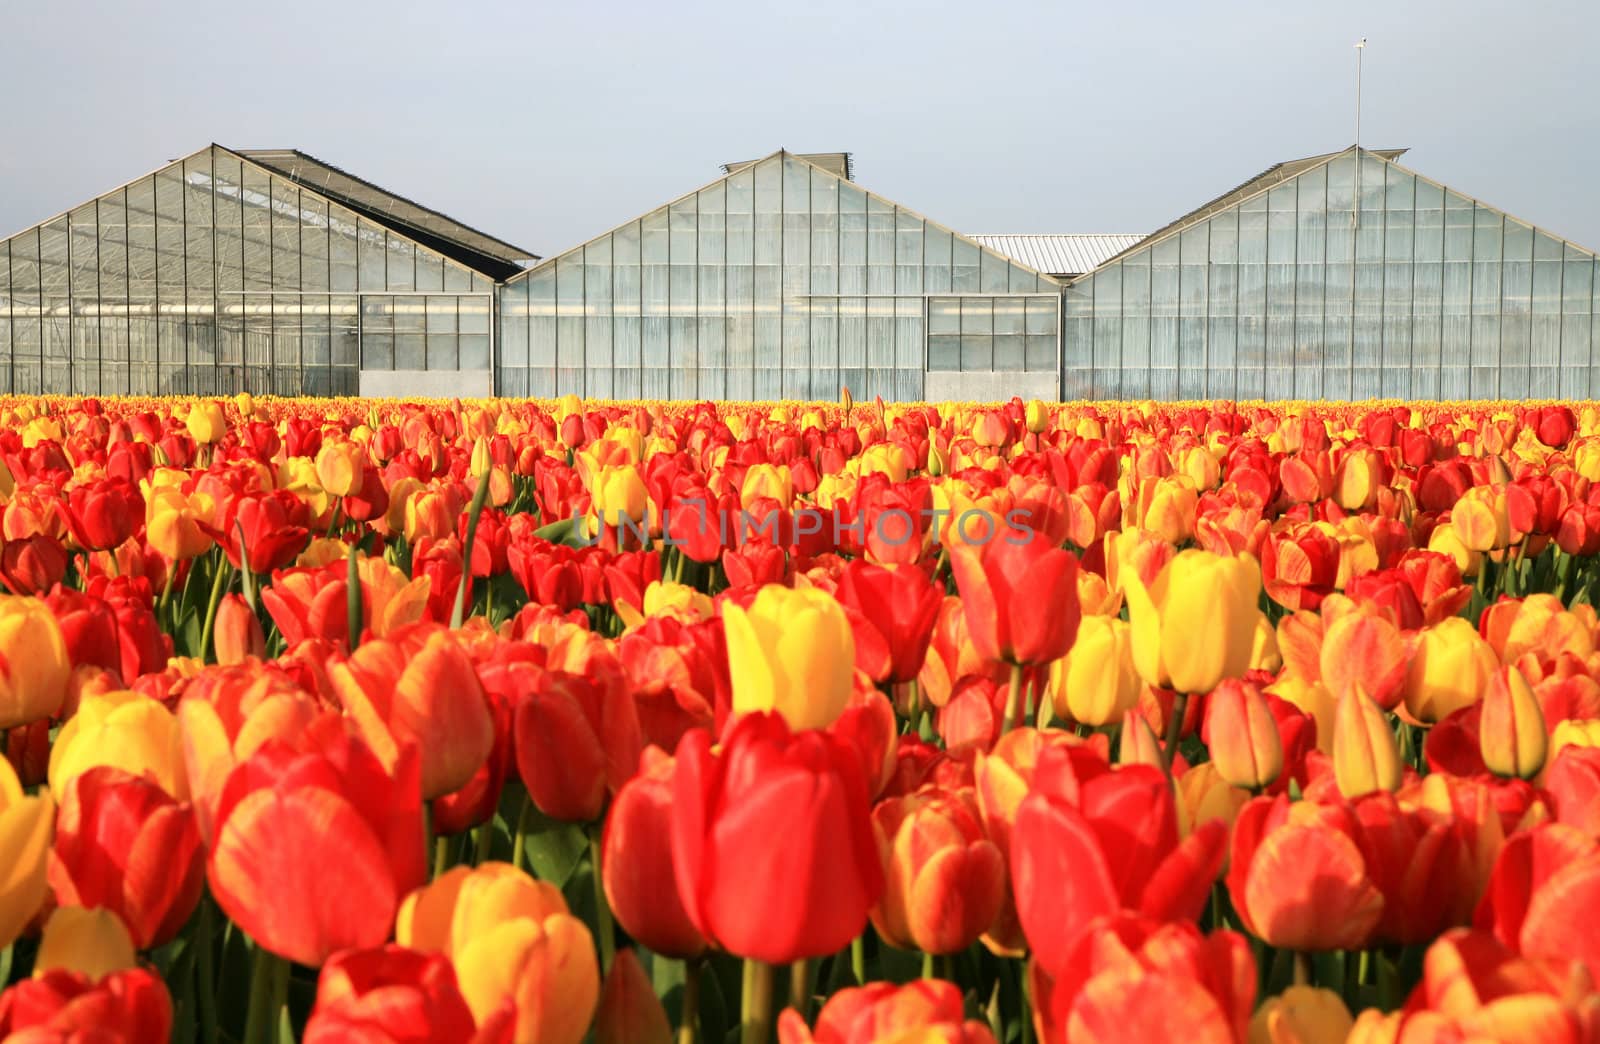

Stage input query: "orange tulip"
[
  {"left": 1227, "top": 794, "right": 1383, "bottom": 952},
  {"left": 870, "top": 787, "right": 1005, "bottom": 955}
]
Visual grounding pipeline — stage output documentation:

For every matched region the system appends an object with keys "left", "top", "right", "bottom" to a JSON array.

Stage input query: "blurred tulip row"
[{"left": 2, "top": 390, "right": 1600, "bottom": 1043}]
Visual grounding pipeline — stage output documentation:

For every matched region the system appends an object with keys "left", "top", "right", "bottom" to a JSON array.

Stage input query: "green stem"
[
  {"left": 1002, "top": 662, "right": 1025, "bottom": 734},
  {"left": 740, "top": 959, "right": 775, "bottom": 1044},
  {"left": 451, "top": 470, "right": 493, "bottom": 628},
  {"left": 850, "top": 935, "right": 865, "bottom": 985},
  {"left": 678, "top": 957, "right": 702, "bottom": 1044},
  {"left": 346, "top": 544, "right": 363, "bottom": 650},
  {"left": 196, "top": 892, "right": 217, "bottom": 1044},
  {"left": 243, "top": 945, "right": 288, "bottom": 1044},
  {"left": 197, "top": 553, "right": 232, "bottom": 664},
  {"left": 474, "top": 819, "right": 494, "bottom": 866},
  {"left": 1293, "top": 950, "right": 1312, "bottom": 987},
  {"left": 921, "top": 950, "right": 936, "bottom": 980},
  {"left": 1163, "top": 691, "right": 1190, "bottom": 772},
  {"left": 789, "top": 959, "right": 810, "bottom": 1020},
  {"left": 589, "top": 825, "right": 615, "bottom": 975},
  {"left": 433, "top": 833, "right": 452, "bottom": 880},
  {"left": 511, "top": 793, "right": 532, "bottom": 872}
]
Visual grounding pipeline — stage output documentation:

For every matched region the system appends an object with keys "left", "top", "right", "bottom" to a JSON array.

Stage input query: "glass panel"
[{"left": 362, "top": 296, "right": 394, "bottom": 370}]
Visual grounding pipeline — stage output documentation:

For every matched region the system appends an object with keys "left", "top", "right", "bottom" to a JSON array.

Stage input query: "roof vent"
[{"left": 722, "top": 152, "right": 853, "bottom": 181}]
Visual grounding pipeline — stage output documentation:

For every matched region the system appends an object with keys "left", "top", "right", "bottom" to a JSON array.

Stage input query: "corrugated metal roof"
[
  {"left": 967, "top": 234, "right": 1147, "bottom": 277},
  {"left": 235, "top": 148, "right": 539, "bottom": 280}
]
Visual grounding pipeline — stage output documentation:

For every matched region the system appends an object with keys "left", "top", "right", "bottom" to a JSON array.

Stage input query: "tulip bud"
[
  {"left": 1118, "top": 712, "right": 1165, "bottom": 769},
  {"left": 840, "top": 385, "right": 854, "bottom": 415},
  {"left": 1333, "top": 687, "right": 1402, "bottom": 798},
  {"left": 1207, "top": 679, "right": 1284, "bottom": 790},
  {"left": 1024, "top": 399, "right": 1048, "bottom": 434},
  {"left": 34, "top": 906, "right": 138, "bottom": 981},
  {"left": 1479, "top": 666, "right": 1548, "bottom": 781},
  {"left": 926, "top": 439, "right": 947, "bottom": 477},
  {"left": 594, "top": 949, "right": 671, "bottom": 1044},
  {"left": 1248, "top": 985, "right": 1355, "bottom": 1044},
  {"left": 213, "top": 595, "right": 266, "bottom": 665}
]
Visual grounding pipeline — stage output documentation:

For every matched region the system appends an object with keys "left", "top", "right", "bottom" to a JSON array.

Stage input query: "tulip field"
[{"left": 5, "top": 391, "right": 1600, "bottom": 1044}]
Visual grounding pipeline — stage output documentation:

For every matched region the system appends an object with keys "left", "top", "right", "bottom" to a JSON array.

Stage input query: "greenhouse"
[
  {"left": 0, "top": 144, "right": 532, "bottom": 397},
  {"left": 2, "top": 142, "right": 1596, "bottom": 400},
  {"left": 494, "top": 151, "right": 1061, "bottom": 403},
  {"left": 1060, "top": 147, "right": 1600, "bottom": 401}
]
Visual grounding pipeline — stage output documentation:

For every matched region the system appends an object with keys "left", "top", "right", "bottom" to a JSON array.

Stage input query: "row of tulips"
[{"left": 2, "top": 390, "right": 1600, "bottom": 1043}]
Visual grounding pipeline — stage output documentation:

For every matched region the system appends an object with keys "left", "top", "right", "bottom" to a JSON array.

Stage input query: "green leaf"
[
  {"left": 518, "top": 807, "right": 588, "bottom": 887},
  {"left": 533, "top": 515, "right": 592, "bottom": 549}
]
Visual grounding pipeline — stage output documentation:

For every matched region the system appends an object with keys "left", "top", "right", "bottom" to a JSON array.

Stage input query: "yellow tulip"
[
  {"left": 1046, "top": 615, "right": 1140, "bottom": 727},
  {"left": 315, "top": 438, "right": 366, "bottom": 498},
  {"left": 0, "top": 757, "right": 52, "bottom": 950},
  {"left": 1333, "top": 687, "right": 1402, "bottom": 799},
  {"left": 145, "top": 486, "right": 214, "bottom": 561},
  {"left": 723, "top": 584, "right": 856, "bottom": 731},
  {"left": 1127, "top": 550, "right": 1261, "bottom": 694},
  {"left": 1404, "top": 618, "right": 1498, "bottom": 724},
  {"left": 739, "top": 463, "right": 793, "bottom": 509},
  {"left": 1248, "top": 985, "right": 1355, "bottom": 1044},
  {"left": 49, "top": 690, "right": 189, "bottom": 801},
  {"left": 34, "top": 906, "right": 138, "bottom": 981},
  {"left": 398, "top": 863, "right": 598, "bottom": 1044},
  {"left": 0, "top": 595, "right": 72, "bottom": 729},
  {"left": 591, "top": 464, "right": 649, "bottom": 529},
  {"left": 186, "top": 400, "right": 227, "bottom": 444},
  {"left": 1479, "top": 666, "right": 1548, "bottom": 780},
  {"left": 1024, "top": 399, "right": 1049, "bottom": 434}
]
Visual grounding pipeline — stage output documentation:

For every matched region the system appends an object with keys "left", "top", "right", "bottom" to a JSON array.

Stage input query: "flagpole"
[{"left": 1355, "top": 38, "right": 1367, "bottom": 145}]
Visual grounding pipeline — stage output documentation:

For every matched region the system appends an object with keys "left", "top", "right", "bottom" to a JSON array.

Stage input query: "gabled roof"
[
  {"left": 508, "top": 148, "right": 1061, "bottom": 287},
  {"left": 1087, "top": 146, "right": 1409, "bottom": 272},
  {"left": 723, "top": 152, "right": 853, "bottom": 181},
  {"left": 234, "top": 147, "right": 538, "bottom": 281},
  {"left": 968, "top": 234, "right": 1147, "bottom": 277}
]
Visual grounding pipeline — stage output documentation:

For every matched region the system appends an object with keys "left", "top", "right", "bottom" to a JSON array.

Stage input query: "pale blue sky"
[{"left": 3, "top": 0, "right": 1597, "bottom": 258}]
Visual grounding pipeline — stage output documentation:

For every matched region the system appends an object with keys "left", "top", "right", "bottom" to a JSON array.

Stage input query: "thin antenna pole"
[{"left": 1355, "top": 38, "right": 1367, "bottom": 145}]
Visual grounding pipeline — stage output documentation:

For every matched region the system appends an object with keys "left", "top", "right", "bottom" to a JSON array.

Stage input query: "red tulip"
[
  {"left": 303, "top": 945, "right": 478, "bottom": 1044},
  {"left": 777, "top": 979, "right": 994, "bottom": 1044},
  {"left": 48, "top": 766, "right": 204, "bottom": 950},
  {"left": 0, "top": 967, "right": 171, "bottom": 1043},
  {"left": 834, "top": 559, "right": 943, "bottom": 686},
  {"left": 514, "top": 667, "right": 642, "bottom": 824},
  {"left": 214, "top": 594, "right": 266, "bottom": 665},
  {"left": 63, "top": 478, "right": 142, "bottom": 551},
  {"left": 671, "top": 712, "right": 883, "bottom": 963},
  {"left": 330, "top": 622, "right": 496, "bottom": 801},
  {"left": 950, "top": 528, "right": 1081, "bottom": 665},
  {"left": 1029, "top": 914, "right": 1255, "bottom": 1044},
  {"left": 1475, "top": 822, "right": 1600, "bottom": 980},
  {"left": 1010, "top": 749, "right": 1227, "bottom": 976},
  {"left": 602, "top": 748, "right": 705, "bottom": 959},
  {"left": 207, "top": 731, "right": 427, "bottom": 967}
]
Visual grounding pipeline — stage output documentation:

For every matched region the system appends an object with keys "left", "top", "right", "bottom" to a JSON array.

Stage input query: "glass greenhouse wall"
[
  {"left": 496, "top": 151, "right": 1058, "bottom": 402},
  {"left": 0, "top": 145, "right": 496, "bottom": 397},
  {"left": 1062, "top": 148, "right": 1600, "bottom": 401}
]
